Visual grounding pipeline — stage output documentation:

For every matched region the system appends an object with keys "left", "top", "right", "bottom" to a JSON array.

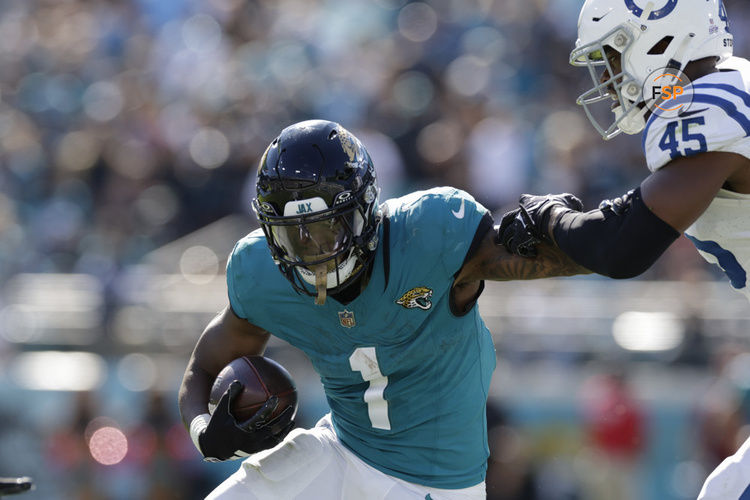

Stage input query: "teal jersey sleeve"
[
  {"left": 226, "top": 229, "right": 274, "bottom": 321},
  {"left": 387, "top": 186, "right": 491, "bottom": 278},
  {"left": 226, "top": 241, "right": 247, "bottom": 319}
]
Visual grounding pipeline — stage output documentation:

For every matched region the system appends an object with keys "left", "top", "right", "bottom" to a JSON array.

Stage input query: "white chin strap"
[
  {"left": 613, "top": 103, "right": 648, "bottom": 135},
  {"left": 297, "top": 252, "right": 358, "bottom": 305}
]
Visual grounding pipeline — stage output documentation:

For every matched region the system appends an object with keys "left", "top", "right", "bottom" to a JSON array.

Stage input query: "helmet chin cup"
[
  {"left": 613, "top": 103, "right": 647, "bottom": 136},
  {"left": 296, "top": 250, "right": 358, "bottom": 289}
]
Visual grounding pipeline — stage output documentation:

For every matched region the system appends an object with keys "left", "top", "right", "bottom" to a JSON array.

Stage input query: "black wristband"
[{"left": 552, "top": 187, "right": 680, "bottom": 279}]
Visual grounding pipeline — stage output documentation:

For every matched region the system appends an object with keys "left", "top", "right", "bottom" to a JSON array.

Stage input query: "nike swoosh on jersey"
[
  {"left": 678, "top": 107, "right": 709, "bottom": 118},
  {"left": 452, "top": 199, "right": 465, "bottom": 219}
]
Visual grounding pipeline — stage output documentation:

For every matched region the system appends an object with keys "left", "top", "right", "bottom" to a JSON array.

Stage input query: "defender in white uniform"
[
  {"left": 497, "top": 1, "right": 750, "bottom": 498},
  {"left": 643, "top": 56, "right": 750, "bottom": 302}
]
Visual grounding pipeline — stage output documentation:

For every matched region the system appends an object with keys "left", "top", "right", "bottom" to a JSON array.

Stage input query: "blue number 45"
[{"left": 658, "top": 117, "right": 708, "bottom": 160}]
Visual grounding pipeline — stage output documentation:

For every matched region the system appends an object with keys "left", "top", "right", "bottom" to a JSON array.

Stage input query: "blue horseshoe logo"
[{"left": 624, "top": 0, "right": 678, "bottom": 20}]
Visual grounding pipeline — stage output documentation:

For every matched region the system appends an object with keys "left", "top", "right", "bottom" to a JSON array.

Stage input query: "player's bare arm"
[
  {"left": 178, "top": 305, "right": 270, "bottom": 429},
  {"left": 641, "top": 151, "right": 750, "bottom": 231},
  {"left": 452, "top": 225, "right": 590, "bottom": 313},
  {"left": 454, "top": 227, "right": 590, "bottom": 285}
]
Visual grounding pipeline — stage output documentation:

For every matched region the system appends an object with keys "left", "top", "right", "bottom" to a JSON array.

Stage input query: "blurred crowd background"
[{"left": 1, "top": 0, "right": 750, "bottom": 499}]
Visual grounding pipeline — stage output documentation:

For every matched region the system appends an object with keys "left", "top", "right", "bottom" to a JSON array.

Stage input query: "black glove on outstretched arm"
[
  {"left": 497, "top": 207, "right": 541, "bottom": 257},
  {"left": 193, "top": 381, "right": 295, "bottom": 462},
  {"left": 500, "top": 187, "right": 679, "bottom": 278},
  {"left": 498, "top": 193, "right": 584, "bottom": 257}
]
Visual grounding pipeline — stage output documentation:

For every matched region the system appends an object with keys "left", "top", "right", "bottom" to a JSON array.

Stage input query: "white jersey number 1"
[{"left": 349, "top": 347, "right": 391, "bottom": 430}]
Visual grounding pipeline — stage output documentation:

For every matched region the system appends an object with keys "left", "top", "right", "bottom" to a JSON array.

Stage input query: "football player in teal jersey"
[
  {"left": 498, "top": 1, "right": 750, "bottom": 499},
  {"left": 178, "top": 119, "right": 586, "bottom": 499}
]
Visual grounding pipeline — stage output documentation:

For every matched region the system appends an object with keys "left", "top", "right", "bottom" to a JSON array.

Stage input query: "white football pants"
[{"left": 206, "top": 414, "right": 486, "bottom": 500}]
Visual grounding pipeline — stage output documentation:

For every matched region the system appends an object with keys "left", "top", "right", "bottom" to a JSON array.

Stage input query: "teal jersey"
[{"left": 227, "top": 186, "right": 496, "bottom": 489}]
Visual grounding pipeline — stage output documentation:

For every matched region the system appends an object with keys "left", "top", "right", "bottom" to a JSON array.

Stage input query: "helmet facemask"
[
  {"left": 255, "top": 186, "right": 380, "bottom": 307},
  {"left": 570, "top": 26, "right": 649, "bottom": 140},
  {"left": 255, "top": 187, "right": 379, "bottom": 305}
]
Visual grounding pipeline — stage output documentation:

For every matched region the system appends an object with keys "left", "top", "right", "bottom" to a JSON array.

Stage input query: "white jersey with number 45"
[{"left": 642, "top": 56, "right": 750, "bottom": 302}]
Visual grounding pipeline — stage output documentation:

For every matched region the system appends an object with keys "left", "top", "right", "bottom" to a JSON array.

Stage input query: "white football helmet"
[{"left": 570, "top": 0, "right": 733, "bottom": 139}]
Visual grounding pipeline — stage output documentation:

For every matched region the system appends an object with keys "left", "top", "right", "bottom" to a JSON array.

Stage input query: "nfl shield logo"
[{"left": 338, "top": 309, "right": 356, "bottom": 328}]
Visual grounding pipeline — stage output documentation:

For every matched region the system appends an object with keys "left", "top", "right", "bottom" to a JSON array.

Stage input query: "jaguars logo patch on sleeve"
[{"left": 396, "top": 287, "right": 433, "bottom": 310}]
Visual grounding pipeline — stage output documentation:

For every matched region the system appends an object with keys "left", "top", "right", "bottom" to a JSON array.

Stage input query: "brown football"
[{"left": 208, "top": 355, "right": 298, "bottom": 423}]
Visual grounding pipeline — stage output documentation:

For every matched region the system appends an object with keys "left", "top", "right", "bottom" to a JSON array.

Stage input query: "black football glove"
[
  {"left": 497, "top": 207, "right": 541, "bottom": 258},
  {"left": 498, "top": 193, "right": 584, "bottom": 257},
  {"left": 198, "top": 381, "right": 295, "bottom": 462},
  {"left": 598, "top": 189, "right": 635, "bottom": 216}
]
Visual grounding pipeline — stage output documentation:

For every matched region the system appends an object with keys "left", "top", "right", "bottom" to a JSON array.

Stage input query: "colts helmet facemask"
[{"left": 253, "top": 120, "right": 382, "bottom": 305}]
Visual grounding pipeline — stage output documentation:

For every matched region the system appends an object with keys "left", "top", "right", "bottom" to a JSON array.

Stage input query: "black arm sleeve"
[{"left": 552, "top": 187, "right": 680, "bottom": 279}]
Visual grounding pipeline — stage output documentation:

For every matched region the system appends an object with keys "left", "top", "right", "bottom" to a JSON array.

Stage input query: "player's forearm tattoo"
[{"left": 485, "top": 244, "right": 591, "bottom": 281}]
